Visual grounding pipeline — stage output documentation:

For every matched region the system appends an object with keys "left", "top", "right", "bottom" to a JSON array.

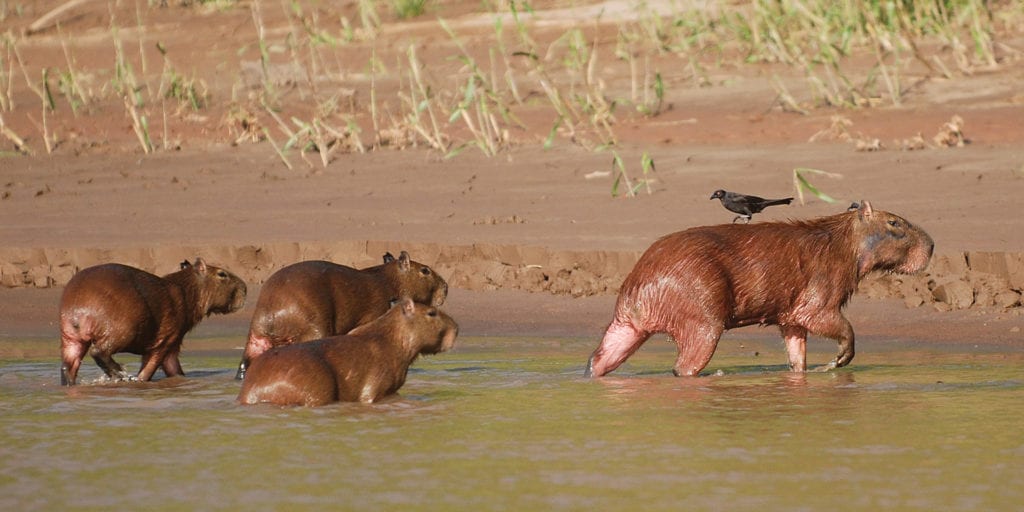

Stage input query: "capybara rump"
[
  {"left": 59, "top": 259, "right": 247, "bottom": 385},
  {"left": 238, "top": 298, "right": 458, "bottom": 407},
  {"left": 236, "top": 251, "right": 448, "bottom": 379},
  {"left": 586, "top": 201, "right": 933, "bottom": 378}
]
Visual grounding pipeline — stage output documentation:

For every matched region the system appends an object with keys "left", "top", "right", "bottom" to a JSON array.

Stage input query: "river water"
[{"left": 1, "top": 336, "right": 1021, "bottom": 510}]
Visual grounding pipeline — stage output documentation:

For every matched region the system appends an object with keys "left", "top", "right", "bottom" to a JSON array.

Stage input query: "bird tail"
[{"left": 765, "top": 198, "right": 794, "bottom": 206}]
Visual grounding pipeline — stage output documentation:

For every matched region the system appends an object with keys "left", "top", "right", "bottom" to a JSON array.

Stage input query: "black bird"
[{"left": 710, "top": 189, "right": 793, "bottom": 223}]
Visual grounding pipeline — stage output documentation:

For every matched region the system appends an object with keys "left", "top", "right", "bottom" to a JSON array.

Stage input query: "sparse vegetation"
[{"left": 0, "top": 0, "right": 1019, "bottom": 191}]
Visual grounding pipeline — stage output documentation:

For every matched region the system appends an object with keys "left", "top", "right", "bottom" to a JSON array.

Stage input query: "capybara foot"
[{"left": 584, "top": 354, "right": 595, "bottom": 378}]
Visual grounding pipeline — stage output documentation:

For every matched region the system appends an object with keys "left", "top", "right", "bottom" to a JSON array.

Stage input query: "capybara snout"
[
  {"left": 587, "top": 201, "right": 933, "bottom": 378},
  {"left": 59, "top": 258, "right": 247, "bottom": 386}
]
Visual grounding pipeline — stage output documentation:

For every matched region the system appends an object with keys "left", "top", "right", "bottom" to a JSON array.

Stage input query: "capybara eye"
[
  {"left": 216, "top": 270, "right": 228, "bottom": 278},
  {"left": 427, "top": 309, "right": 438, "bottom": 317},
  {"left": 887, "top": 220, "right": 899, "bottom": 228},
  {"left": 420, "top": 267, "right": 431, "bottom": 276}
]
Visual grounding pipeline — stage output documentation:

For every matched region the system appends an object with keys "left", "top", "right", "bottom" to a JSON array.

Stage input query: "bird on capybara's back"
[
  {"left": 237, "top": 298, "right": 458, "bottom": 407},
  {"left": 236, "top": 251, "right": 448, "bottom": 379},
  {"left": 586, "top": 201, "right": 933, "bottom": 378}
]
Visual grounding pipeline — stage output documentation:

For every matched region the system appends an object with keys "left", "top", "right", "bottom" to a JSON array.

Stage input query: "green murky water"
[{"left": 1, "top": 337, "right": 1021, "bottom": 511}]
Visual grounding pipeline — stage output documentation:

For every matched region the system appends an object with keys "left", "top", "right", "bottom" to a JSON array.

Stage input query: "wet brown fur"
[
  {"left": 59, "top": 259, "right": 247, "bottom": 385},
  {"left": 586, "top": 201, "right": 934, "bottom": 377},
  {"left": 237, "top": 298, "right": 458, "bottom": 407},
  {"left": 237, "top": 251, "right": 448, "bottom": 379}
]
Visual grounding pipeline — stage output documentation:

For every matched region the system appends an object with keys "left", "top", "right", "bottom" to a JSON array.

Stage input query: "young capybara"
[
  {"left": 237, "top": 297, "right": 458, "bottom": 407},
  {"left": 586, "top": 201, "right": 934, "bottom": 378},
  {"left": 59, "top": 258, "right": 247, "bottom": 386},
  {"left": 235, "top": 251, "right": 448, "bottom": 379}
]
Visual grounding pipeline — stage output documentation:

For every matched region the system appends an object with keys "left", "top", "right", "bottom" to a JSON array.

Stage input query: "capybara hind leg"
[
  {"left": 670, "top": 324, "right": 723, "bottom": 377},
  {"left": 60, "top": 335, "right": 87, "bottom": 386},
  {"left": 586, "top": 320, "right": 650, "bottom": 377},
  {"left": 781, "top": 325, "right": 808, "bottom": 372},
  {"left": 238, "top": 333, "right": 275, "bottom": 380}
]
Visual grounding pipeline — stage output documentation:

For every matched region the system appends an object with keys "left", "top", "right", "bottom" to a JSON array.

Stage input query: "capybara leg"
[
  {"left": 60, "top": 346, "right": 84, "bottom": 385},
  {"left": 161, "top": 349, "right": 184, "bottom": 378},
  {"left": 586, "top": 319, "right": 650, "bottom": 377},
  {"left": 670, "top": 324, "right": 723, "bottom": 377},
  {"left": 781, "top": 325, "right": 808, "bottom": 372},
  {"left": 238, "top": 333, "right": 274, "bottom": 380},
  {"left": 91, "top": 350, "right": 130, "bottom": 381},
  {"left": 136, "top": 350, "right": 166, "bottom": 382},
  {"left": 60, "top": 336, "right": 86, "bottom": 386},
  {"left": 809, "top": 314, "right": 855, "bottom": 369}
]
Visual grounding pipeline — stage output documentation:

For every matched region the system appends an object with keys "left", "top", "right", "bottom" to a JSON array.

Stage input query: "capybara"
[
  {"left": 236, "top": 251, "right": 448, "bottom": 379},
  {"left": 59, "top": 259, "right": 247, "bottom": 386},
  {"left": 586, "top": 201, "right": 933, "bottom": 377},
  {"left": 237, "top": 298, "right": 458, "bottom": 406}
]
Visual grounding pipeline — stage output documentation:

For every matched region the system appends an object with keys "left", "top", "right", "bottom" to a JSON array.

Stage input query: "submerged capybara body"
[
  {"left": 236, "top": 251, "right": 448, "bottom": 379},
  {"left": 237, "top": 298, "right": 458, "bottom": 407},
  {"left": 586, "top": 201, "right": 933, "bottom": 377},
  {"left": 59, "top": 259, "right": 247, "bottom": 385}
]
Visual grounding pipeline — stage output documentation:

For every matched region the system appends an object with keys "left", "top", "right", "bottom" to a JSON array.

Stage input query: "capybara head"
[
  {"left": 380, "top": 251, "right": 448, "bottom": 307},
  {"left": 852, "top": 201, "right": 934, "bottom": 277},
  {"left": 358, "top": 297, "right": 458, "bottom": 356},
  {"left": 181, "top": 258, "right": 248, "bottom": 315}
]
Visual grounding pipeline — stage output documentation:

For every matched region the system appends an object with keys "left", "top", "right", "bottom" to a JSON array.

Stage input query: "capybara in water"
[
  {"left": 237, "top": 297, "right": 458, "bottom": 406},
  {"left": 236, "top": 251, "right": 448, "bottom": 379},
  {"left": 59, "top": 259, "right": 247, "bottom": 386},
  {"left": 586, "top": 201, "right": 933, "bottom": 377}
]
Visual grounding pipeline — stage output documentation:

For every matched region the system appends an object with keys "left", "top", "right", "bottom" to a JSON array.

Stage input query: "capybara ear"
[
  {"left": 399, "top": 297, "right": 415, "bottom": 317},
  {"left": 383, "top": 252, "right": 395, "bottom": 263},
  {"left": 398, "top": 251, "right": 411, "bottom": 271},
  {"left": 180, "top": 260, "right": 192, "bottom": 270},
  {"left": 858, "top": 200, "right": 874, "bottom": 220},
  {"left": 193, "top": 258, "right": 208, "bottom": 273}
]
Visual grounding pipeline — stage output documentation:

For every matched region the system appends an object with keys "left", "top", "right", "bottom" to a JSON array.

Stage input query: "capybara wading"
[
  {"left": 586, "top": 201, "right": 933, "bottom": 378},
  {"left": 237, "top": 298, "right": 458, "bottom": 407},
  {"left": 59, "top": 259, "right": 247, "bottom": 386},
  {"left": 236, "top": 251, "right": 448, "bottom": 380}
]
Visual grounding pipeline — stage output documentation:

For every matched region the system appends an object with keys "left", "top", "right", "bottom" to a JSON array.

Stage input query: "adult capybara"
[
  {"left": 236, "top": 251, "right": 447, "bottom": 379},
  {"left": 586, "top": 201, "right": 933, "bottom": 377},
  {"left": 59, "top": 259, "right": 247, "bottom": 386},
  {"left": 237, "top": 298, "right": 458, "bottom": 406}
]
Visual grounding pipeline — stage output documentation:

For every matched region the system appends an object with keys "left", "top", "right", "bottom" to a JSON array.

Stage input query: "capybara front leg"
[
  {"left": 810, "top": 314, "right": 855, "bottom": 370},
  {"left": 670, "top": 324, "right": 723, "bottom": 377},
  {"left": 161, "top": 348, "right": 185, "bottom": 378},
  {"left": 780, "top": 325, "right": 808, "bottom": 372},
  {"left": 136, "top": 350, "right": 166, "bottom": 382},
  {"left": 91, "top": 350, "right": 130, "bottom": 381},
  {"left": 586, "top": 319, "right": 649, "bottom": 377}
]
